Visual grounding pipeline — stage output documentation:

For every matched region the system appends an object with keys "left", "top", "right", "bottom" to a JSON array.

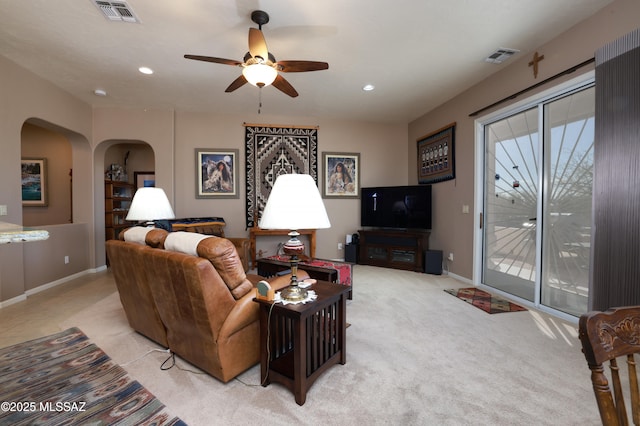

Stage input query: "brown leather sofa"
[{"left": 106, "top": 227, "right": 305, "bottom": 383}]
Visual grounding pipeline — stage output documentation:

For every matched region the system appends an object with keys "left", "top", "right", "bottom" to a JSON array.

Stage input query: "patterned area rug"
[
  {"left": 444, "top": 287, "right": 527, "bottom": 314},
  {"left": 0, "top": 327, "right": 185, "bottom": 425}
]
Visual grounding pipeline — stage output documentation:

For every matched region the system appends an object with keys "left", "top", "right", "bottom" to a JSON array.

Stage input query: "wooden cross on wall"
[{"left": 528, "top": 51, "right": 545, "bottom": 78}]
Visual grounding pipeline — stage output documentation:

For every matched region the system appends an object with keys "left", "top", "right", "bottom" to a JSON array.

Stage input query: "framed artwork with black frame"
[
  {"left": 417, "top": 122, "right": 456, "bottom": 184},
  {"left": 196, "top": 148, "right": 239, "bottom": 199},
  {"left": 322, "top": 152, "right": 360, "bottom": 198},
  {"left": 134, "top": 171, "right": 155, "bottom": 189},
  {"left": 21, "top": 158, "right": 48, "bottom": 206}
]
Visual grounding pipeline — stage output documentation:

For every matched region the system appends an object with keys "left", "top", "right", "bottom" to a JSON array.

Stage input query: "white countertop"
[{"left": 0, "top": 221, "right": 49, "bottom": 244}]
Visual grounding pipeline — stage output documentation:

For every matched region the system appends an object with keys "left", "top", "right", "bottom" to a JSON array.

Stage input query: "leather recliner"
[{"left": 106, "top": 227, "right": 305, "bottom": 382}]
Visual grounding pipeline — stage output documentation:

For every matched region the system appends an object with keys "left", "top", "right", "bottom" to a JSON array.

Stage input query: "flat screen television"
[{"left": 360, "top": 185, "right": 432, "bottom": 230}]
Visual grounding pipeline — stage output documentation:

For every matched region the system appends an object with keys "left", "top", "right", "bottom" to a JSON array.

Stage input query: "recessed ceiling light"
[
  {"left": 138, "top": 66, "right": 154, "bottom": 75},
  {"left": 94, "top": 89, "right": 107, "bottom": 96},
  {"left": 362, "top": 84, "right": 375, "bottom": 91}
]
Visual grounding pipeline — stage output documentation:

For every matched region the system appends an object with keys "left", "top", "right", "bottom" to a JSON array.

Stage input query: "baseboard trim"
[
  {"left": 447, "top": 271, "right": 472, "bottom": 285},
  {"left": 1, "top": 267, "right": 106, "bottom": 310},
  {"left": 0, "top": 294, "right": 27, "bottom": 309},
  {"left": 25, "top": 269, "right": 96, "bottom": 297}
]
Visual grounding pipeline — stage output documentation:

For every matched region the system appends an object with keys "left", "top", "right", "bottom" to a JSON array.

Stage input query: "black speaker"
[
  {"left": 345, "top": 243, "right": 358, "bottom": 263},
  {"left": 424, "top": 250, "right": 443, "bottom": 275}
]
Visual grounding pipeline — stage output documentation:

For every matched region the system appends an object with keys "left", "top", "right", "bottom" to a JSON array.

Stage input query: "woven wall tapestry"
[{"left": 244, "top": 124, "right": 318, "bottom": 228}]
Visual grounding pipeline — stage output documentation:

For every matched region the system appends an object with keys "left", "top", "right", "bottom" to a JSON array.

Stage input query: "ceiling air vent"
[
  {"left": 484, "top": 48, "right": 519, "bottom": 64},
  {"left": 92, "top": 0, "right": 140, "bottom": 23}
]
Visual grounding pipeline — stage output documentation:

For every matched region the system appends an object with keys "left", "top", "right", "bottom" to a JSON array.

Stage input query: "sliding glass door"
[
  {"left": 483, "top": 108, "right": 539, "bottom": 301},
  {"left": 481, "top": 83, "right": 594, "bottom": 316},
  {"left": 540, "top": 87, "right": 594, "bottom": 315}
]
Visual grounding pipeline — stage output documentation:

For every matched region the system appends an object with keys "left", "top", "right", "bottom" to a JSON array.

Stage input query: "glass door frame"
[{"left": 472, "top": 72, "right": 594, "bottom": 323}]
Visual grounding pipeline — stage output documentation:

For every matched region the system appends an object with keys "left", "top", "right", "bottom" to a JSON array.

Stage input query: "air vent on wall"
[
  {"left": 484, "top": 48, "right": 519, "bottom": 64},
  {"left": 92, "top": 0, "right": 140, "bottom": 23}
]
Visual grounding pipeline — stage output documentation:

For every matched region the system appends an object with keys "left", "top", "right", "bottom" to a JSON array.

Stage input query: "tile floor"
[{"left": 0, "top": 270, "right": 116, "bottom": 348}]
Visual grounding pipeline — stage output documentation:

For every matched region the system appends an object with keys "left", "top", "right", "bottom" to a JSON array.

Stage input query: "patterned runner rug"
[
  {"left": 444, "top": 287, "right": 527, "bottom": 314},
  {"left": 0, "top": 327, "right": 185, "bottom": 425}
]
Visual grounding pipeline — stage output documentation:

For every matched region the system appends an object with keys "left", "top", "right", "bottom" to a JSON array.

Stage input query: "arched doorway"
[
  {"left": 95, "top": 140, "right": 155, "bottom": 264},
  {"left": 21, "top": 121, "right": 73, "bottom": 226}
]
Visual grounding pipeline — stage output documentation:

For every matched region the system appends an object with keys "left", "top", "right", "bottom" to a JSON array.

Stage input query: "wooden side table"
[
  {"left": 249, "top": 227, "right": 316, "bottom": 267},
  {"left": 254, "top": 281, "right": 349, "bottom": 405}
]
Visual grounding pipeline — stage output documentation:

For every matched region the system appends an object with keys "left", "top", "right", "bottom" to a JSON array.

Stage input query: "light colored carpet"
[{"left": 8, "top": 265, "right": 600, "bottom": 425}]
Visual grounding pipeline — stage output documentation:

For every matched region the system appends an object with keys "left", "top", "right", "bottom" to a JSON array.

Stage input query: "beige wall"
[
  {"left": 174, "top": 111, "right": 407, "bottom": 260},
  {"left": 0, "top": 55, "right": 93, "bottom": 303},
  {"left": 408, "top": 0, "right": 640, "bottom": 280},
  {"left": 2, "top": 0, "right": 639, "bottom": 303},
  {"left": 23, "top": 223, "right": 91, "bottom": 291},
  {"left": 92, "top": 108, "right": 175, "bottom": 266},
  {"left": 87, "top": 106, "right": 407, "bottom": 268}
]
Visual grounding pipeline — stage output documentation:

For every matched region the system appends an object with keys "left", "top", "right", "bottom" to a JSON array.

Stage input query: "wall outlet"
[
  {"left": 338, "top": 242, "right": 343, "bottom": 250},
  {"left": 448, "top": 252, "right": 454, "bottom": 261},
  {"left": 0, "top": 205, "right": 7, "bottom": 216},
  {"left": 64, "top": 255, "right": 70, "bottom": 264}
]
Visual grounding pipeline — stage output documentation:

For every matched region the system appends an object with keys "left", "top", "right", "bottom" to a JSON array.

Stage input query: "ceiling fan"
[{"left": 184, "top": 10, "right": 329, "bottom": 98}]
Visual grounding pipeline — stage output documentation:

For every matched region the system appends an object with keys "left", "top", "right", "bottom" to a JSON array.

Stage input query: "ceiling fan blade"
[
  {"left": 184, "top": 55, "right": 242, "bottom": 66},
  {"left": 225, "top": 75, "right": 248, "bottom": 93},
  {"left": 272, "top": 74, "right": 298, "bottom": 98},
  {"left": 248, "top": 28, "right": 269, "bottom": 61},
  {"left": 276, "top": 60, "right": 329, "bottom": 72}
]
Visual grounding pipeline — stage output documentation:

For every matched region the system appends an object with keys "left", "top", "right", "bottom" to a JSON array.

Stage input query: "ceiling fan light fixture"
[
  {"left": 242, "top": 63, "right": 277, "bottom": 87},
  {"left": 184, "top": 10, "right": 327, "bottom": 98}
]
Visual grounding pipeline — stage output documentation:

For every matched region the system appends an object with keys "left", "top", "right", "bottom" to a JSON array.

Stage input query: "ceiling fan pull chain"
[{"left": 258, "top": 87, "right": 263, "bottom": 114}]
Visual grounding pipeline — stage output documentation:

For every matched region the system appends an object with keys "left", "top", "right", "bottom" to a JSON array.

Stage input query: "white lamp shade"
[
  {"left": 126, "top": 187, "right": 175, "bottom": 221},
  {"left": 259, "top": 174, "right": 331, "bottom": 230},
  {"left": 242, "top": 63, "right": 278, "bottom": 87}
]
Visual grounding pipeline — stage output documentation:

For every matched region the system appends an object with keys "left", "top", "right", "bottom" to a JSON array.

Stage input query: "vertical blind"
[{"left": 591, "top": 27, "right": 640, "bottom": 310}]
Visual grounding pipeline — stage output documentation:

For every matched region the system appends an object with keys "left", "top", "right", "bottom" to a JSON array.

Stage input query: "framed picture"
[
  {"left": 322, "top": 152, "right": 360, "bottom": 198},
  {"left": 21, "top": 158, "right": 48, "bottom": 206},
  {"left": 196, "top": 148, "right": 239, "bottom": 199},
  {"left": 418, "top": 122, "right": 456, "bottom": 184},
  {"left": 134, "top": 171, "right": 155, "bottom": 189}
]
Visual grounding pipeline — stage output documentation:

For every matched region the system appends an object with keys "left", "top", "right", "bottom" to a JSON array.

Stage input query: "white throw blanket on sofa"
[{"left": 164, "top": 231, "right": 210, "bottom": 256}]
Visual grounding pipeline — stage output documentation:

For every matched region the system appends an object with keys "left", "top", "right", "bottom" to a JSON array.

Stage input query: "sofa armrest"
[
  {"left": 219, "top": 290, "right": 260, "bottom": 339},
  {"left": 219, "top": 269, "right": 311, "bottom": 338},
  {"left": 227, "top": 237, "right": 250, "bottom": 272}
]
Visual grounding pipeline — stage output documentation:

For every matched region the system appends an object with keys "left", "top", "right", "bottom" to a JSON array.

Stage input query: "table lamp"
[
  {"left": 259, "top": 173, "right": 331, "bottom": 302},
  {"left": 126, "top": 187, "right": 175, "bottom": 226}
]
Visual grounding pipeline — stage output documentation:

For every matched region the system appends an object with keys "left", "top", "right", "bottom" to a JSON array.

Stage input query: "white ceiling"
[{"left": 0, "top": 0, "right": 613, "bottom": 124}]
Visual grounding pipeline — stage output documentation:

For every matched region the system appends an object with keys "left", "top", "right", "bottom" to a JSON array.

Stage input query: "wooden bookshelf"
[{"left": 105, "top": 180, "right": 135, "bottom": 240}]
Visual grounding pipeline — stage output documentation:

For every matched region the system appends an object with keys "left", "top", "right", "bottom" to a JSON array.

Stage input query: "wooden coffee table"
[{"left": 254, "top": 280, "right": 350, "bottom": 405}]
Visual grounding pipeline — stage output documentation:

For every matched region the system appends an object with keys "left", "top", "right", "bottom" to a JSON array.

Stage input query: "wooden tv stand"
[{"left": 357, "top": 229, "right": 430, "bottom": 272}]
